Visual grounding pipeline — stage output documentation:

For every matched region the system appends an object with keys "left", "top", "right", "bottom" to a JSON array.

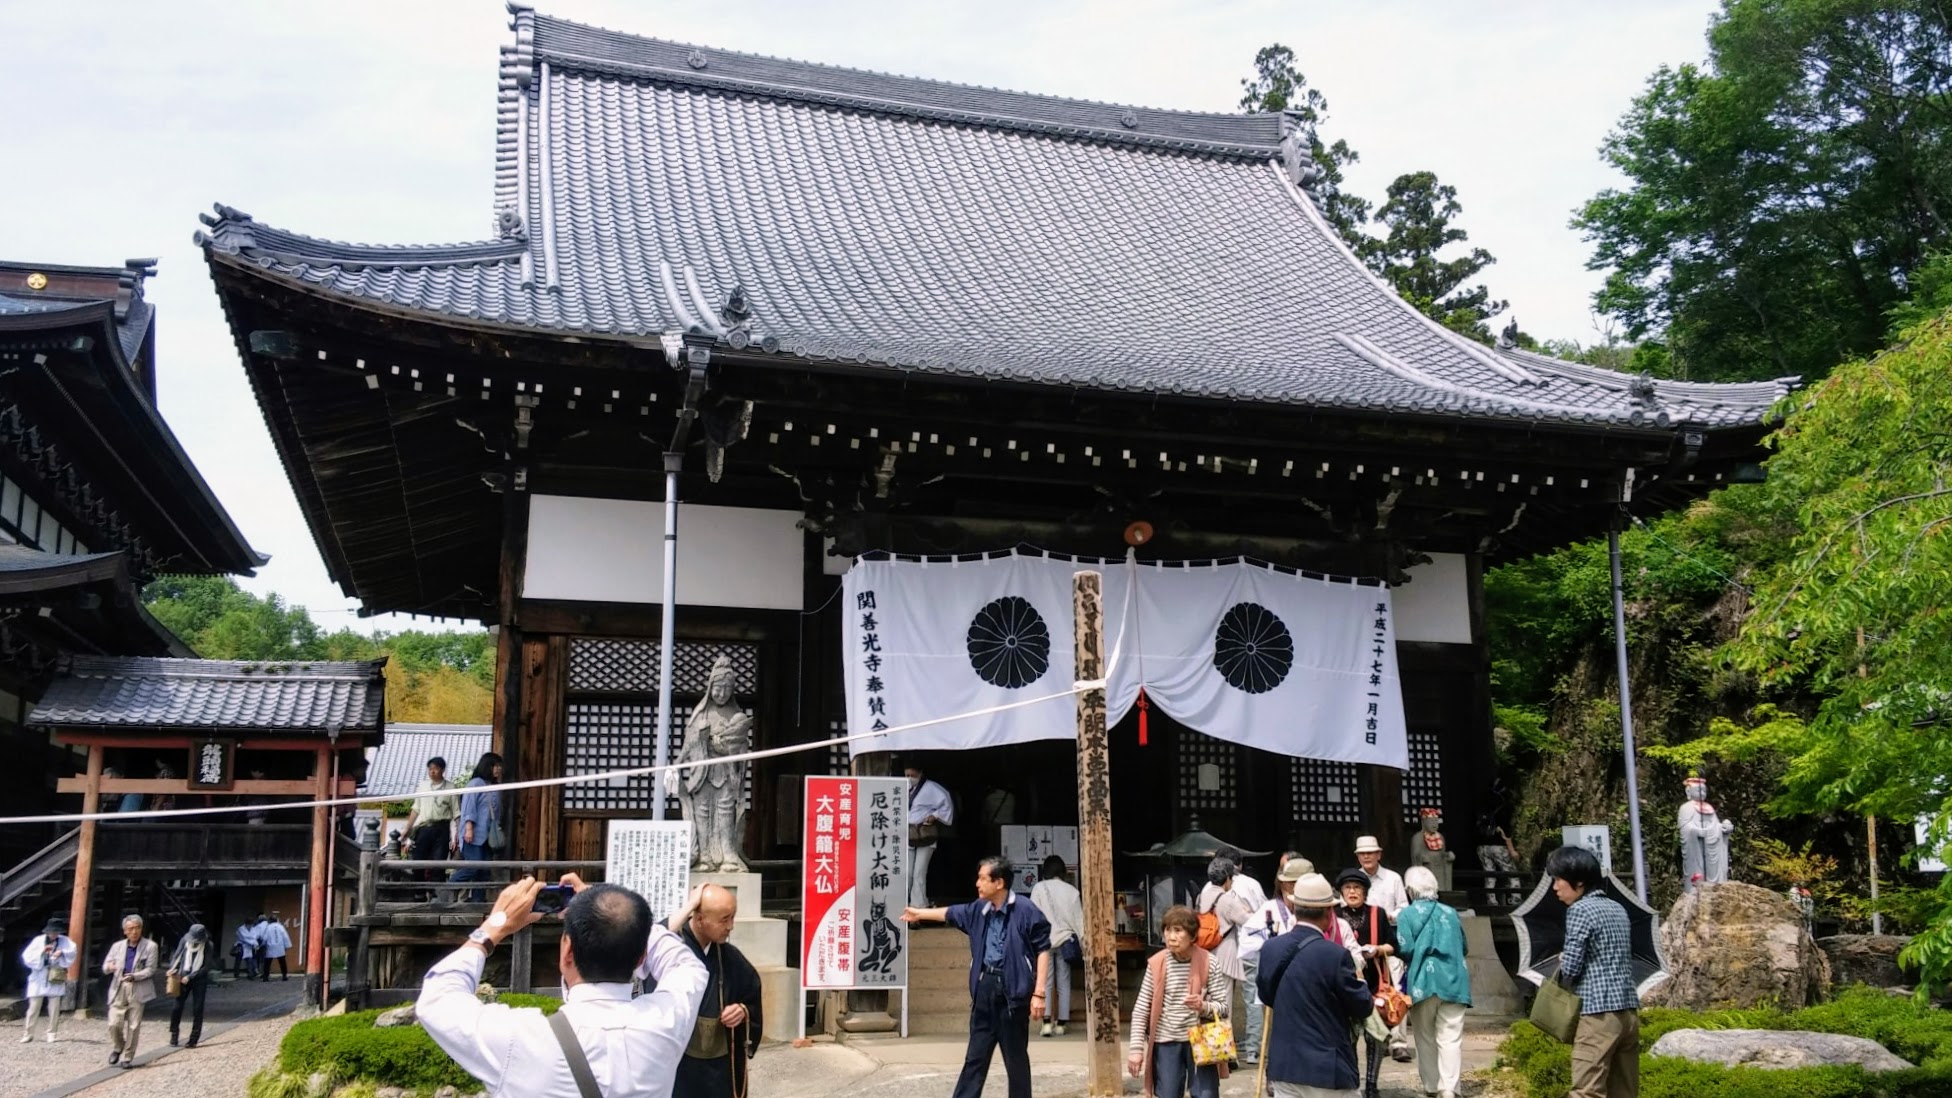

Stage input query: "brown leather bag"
[{"left": 1369, "top": 906, "right": 1412, "bottom": 1027}]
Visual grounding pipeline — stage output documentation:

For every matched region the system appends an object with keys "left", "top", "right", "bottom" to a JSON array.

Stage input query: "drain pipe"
[
  {"left": 1609, "top": 489, "right": 1650, "bottom": 902},
  {"left": 653, "top": 332, "right": 713, "bottom": 819}
]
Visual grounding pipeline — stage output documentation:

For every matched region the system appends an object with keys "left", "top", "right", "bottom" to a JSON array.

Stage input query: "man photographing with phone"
[{"left": 417, "top": 874, "right": 709, "bottom": 1097}]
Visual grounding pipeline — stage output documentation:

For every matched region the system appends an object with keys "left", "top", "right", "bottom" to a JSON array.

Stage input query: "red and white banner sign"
[{"left": 801, "top": 776, "right": 908, "bottom": 989}]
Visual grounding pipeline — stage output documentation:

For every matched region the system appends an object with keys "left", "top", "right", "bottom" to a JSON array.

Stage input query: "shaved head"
[{"left": 691, "top": 883, "right": 740, "bottom": 945}]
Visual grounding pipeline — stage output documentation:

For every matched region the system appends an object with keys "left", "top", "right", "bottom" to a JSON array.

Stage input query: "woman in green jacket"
[{"left": 1397, "top": 866, "right": 1471, "bottom": 1098}]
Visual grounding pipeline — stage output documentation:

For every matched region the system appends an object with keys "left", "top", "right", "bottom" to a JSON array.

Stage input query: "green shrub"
[
  {"left": 1496, "top": 987, "right": 1952, "bottom": 1098},
  {"left": 275, "top": 998, "right": 564, "bottom": 1093}
]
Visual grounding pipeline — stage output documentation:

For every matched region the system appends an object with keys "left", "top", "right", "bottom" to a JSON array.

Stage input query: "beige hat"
[
  {"left": 1288, "top": 872, "right": 1336, "bottom": 907},
  {"left": 1354, "top": 835, "right": 1383, "bottom": 854},
  {"left": 1276, "top": 856, "right": 1315, "bottom": 882}
]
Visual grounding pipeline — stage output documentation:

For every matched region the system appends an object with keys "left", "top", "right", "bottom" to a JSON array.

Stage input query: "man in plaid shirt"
[{"left": 1546, "top": 846, "right": 1638, "bottom": 1098}]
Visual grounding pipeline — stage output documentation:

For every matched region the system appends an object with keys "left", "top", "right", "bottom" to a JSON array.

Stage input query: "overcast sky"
[{"left": 1, "top": 0, "right": 1717, "bottom": 632}]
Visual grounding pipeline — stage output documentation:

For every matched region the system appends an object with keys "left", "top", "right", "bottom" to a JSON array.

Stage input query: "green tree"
[
  {"left": 142, "top": 577, "right": 495, "bottom": 722},
  {"left": 1238, "top": 44, "right": 1370, "bottom": 246},
  {"left": 1362, "top": 171, "right": 1507, "bottom": 342},
  {"left": 1576, "top": 0, "right": 1952, "bottom": 383}
]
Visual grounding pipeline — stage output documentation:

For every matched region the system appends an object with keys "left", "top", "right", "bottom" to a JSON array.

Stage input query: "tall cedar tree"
[
  {"left": 1238, "top": 45, "right": 1370, "bottom": 246},
  {"left": 1362, "top": 171, "right": 1508, "bottom": 343}
]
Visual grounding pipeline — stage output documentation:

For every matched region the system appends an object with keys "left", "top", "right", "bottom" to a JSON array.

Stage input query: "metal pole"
[
  {"left": 654, "top": 452, "right": 683, "bottom": 819},
  {"left": 1609, "top": 527, "right": 1650, "bottom": 902},
  {"left": 1869, "top": 816, "right": 1883, "bottom": 935}
]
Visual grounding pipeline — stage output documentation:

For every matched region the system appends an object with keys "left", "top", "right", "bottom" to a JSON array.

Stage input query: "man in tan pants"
[{"left": 101, "top": 914, "right": 158, "bottom": 1069}]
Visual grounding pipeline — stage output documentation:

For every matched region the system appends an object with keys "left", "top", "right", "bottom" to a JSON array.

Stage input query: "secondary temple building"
[{"left": 199, "top": 7, "right": 1791, "bottom": 906}]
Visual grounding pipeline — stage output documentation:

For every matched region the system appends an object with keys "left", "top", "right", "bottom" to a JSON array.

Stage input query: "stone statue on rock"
[
  {"left": 1679, "top": 772, "right": 1734, "bottom": 892},
  {"left": 678, "top": 655, "right": 751, "bottom": 873},
  {"left": 1408, "top": 806, "right": 1455, "bottom": 891}
]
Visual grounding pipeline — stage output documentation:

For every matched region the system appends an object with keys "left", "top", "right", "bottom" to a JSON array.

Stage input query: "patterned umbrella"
[{"left": 1511, "top": 871, "right": 1669, "bottom": 997}]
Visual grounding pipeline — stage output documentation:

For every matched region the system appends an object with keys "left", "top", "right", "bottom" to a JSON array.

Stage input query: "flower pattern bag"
[{"left": 1189, "top": 1015, "right": 1237, "bottom": 1067}]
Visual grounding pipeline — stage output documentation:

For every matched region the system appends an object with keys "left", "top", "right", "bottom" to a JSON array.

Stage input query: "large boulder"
[
  {"left": 1641, "top": 881, "right": 1829, "bottom": 1010},
  {"left": 1649, "top": 1028, "right": 1912, "bottom": 1072},
  {"left": 1818, "top": 934, "right": 1914, "bottom": 990}
]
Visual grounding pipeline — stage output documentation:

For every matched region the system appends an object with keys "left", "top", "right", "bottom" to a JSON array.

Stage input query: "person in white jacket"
[
  {"left": 19, "top": 916, "right": 76, "bottom": 1043},
  {"left": 1029, "top": 855, "right": 1084, "bottom": 1037}
]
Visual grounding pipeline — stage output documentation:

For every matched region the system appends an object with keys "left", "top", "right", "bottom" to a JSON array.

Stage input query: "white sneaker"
[
  {"left": 1055, "top": 1023, "right": 1066, "bottom": 1036},
  {"left": 19, "top": 1031, "right": 31, "bottom": 1044},
  {"left": 46, "top": 1033, "right": 56, "bottom": 1044},
  {"left": 1040, "top": 1022, "right": 1053, "bottom": 1037}
]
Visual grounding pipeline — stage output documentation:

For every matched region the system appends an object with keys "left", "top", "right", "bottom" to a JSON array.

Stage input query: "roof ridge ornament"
[{"left": 1277, "top": 120, "right": 1327, "bottom": 211}]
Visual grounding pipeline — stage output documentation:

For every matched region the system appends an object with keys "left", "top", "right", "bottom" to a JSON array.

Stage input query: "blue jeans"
[
  {"left": 1151, "top": 1040, "right": 1219, "bottom": 1098},
  {"left": 451, "top": 841, "right": 489, "bottom": 901},
  {"left": 1239, "top": 955, "right": 1262, "bottom": 1061}
]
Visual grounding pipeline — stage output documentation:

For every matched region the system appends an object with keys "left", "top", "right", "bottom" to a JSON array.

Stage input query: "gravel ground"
[{"left": 0, "top": 979, "right": 304, "bottom": 1098}]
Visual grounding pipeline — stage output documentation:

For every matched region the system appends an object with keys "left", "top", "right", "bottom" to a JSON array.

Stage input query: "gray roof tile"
[
  {"left": 29, "top": 655, "right": 386, "bottom": 733},
  {"left": 361, "top": 723, "right": 491, "bottom": 798},
  {"left": 197, "top": 8, "right": 1787, "bottom": 431}
]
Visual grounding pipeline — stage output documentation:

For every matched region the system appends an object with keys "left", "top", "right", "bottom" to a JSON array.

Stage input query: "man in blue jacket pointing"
[{"left": 905, "top": 855, "right": 1051, "bottom": 1098}]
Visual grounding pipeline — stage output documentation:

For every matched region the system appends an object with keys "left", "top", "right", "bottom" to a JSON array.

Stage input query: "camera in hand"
[{"left": 531, "top": 884, "right": 574, "bottom": 915}]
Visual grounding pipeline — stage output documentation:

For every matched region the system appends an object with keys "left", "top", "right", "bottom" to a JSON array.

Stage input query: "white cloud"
[{"left": 2, "top": 0, "right": 1716, "bottom": 627}]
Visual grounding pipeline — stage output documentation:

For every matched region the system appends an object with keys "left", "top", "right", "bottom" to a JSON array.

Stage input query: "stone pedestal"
[
  {"left": 1460, "top": 915, "right": 1522, "bottom": 1015},
  {"left": 693, "top": 872, "right": 801, "bottom": 1039}
]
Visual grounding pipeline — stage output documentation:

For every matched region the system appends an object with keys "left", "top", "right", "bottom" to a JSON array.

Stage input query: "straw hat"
[
  {"left": 1276, "top": 856, "right": 1315, "bottom": 883},
  {"left": 1289, "top": 873, "right": 1336, "bottom": 907}
]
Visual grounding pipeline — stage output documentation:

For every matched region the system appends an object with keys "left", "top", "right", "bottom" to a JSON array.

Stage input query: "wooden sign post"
[{"left": 1073, "top": 570, "right": 1121, "bottom": 1094}]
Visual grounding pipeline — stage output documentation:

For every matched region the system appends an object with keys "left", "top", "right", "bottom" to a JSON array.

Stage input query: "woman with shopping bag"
[
  {"left": 1127, "top": 906, "right": 1231, "bottom": 1098},
  {"left": 166, "top": 924, "right": 214, "bottom": 1048}
]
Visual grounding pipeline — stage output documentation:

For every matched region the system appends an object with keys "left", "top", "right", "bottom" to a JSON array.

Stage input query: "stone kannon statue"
[
  {"left": 1679, "top": 772, "right": 1734, "bottom": 892},
  {"left": 677, "top": 655, "right": 752, "bottom": 872},
  {"left": 1408, "top": 806, "right": 1455, "bottom": 891}
]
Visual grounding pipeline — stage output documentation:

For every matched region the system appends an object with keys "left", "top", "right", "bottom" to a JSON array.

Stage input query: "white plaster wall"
[
  {"left": 524, "top": 495, "right": 804, "bottom": 609},
  {"left": 1394, "top": 552, "right": 1473, "bottom": 644}
]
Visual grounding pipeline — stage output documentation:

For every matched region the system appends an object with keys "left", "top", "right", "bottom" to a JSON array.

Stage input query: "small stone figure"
[
  {"left": 1408, "top": 806, "right": 1455, "bottom": 892},
  {"left": 677, "top": 655, "right": 752, "bottom": 872},
  {"left": 1679, "top": 772, "right": 1734, "bottom": 892}
]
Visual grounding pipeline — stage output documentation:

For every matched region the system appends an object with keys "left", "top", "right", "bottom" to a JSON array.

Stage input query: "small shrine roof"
[{"left": 30, "top": 655, "right": 387, "bottom": 734}]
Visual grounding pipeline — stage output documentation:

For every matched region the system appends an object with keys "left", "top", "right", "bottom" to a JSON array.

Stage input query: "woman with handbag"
[
  {"left": 1127, "top": 906, "right": 1230, "bottom": 1098},
  {"left": 1398, "top": 867, "right": 1471, "bottom": 1098},
  {"left": 1030, "top": 855, "right": 1084, "bottom": 1037},
  {"left": 454, "top": 752, "right": 504, "bottom": 903},
  {"left": 166, "top": 924, "right": 213, "bottom": 1048},
  {"left": 1335, "top": 869, "right": 1402, "bottom": 1098}
]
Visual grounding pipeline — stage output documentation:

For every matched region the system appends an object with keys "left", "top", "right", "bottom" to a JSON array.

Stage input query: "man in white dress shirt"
[
  {"left": 418, "top": 874, "right": 710, "bottom": 1098},
  {"left": 905, "top": 762, "right": 955, "bottom": 909}
]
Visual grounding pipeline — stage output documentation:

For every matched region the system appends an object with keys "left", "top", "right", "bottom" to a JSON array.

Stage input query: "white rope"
[{"left": 0, "top": 622, "right": 1129, "bottom": 828}]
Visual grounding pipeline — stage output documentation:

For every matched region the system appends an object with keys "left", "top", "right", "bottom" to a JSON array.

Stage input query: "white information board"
[{"left": 606, "top": 820, "right": 693, "bottom": 919}]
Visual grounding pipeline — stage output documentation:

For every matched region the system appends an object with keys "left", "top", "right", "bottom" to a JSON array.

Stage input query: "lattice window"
[
  {"left": 1400, "top": 728, "right": 1444, "bottom": 823},
  {"left": 568, "top": 639, "right": 758, "bottom": 695},
  {"left": 1290, "top": 757, "right": 1361, "bottom": 825},
  {"left": 827, "top": 718, "right": 851, "bottom": 776},
  {"left": 1176, "top": 731, "right": 1237, "bottom": 811},
  {"left": 565, "top": 639, "right": 759, "bottom": 814}
]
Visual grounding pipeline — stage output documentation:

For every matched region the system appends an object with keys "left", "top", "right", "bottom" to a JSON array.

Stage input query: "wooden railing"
[
  {"left": 0, "top": 828, "right": 79, "bottom": 910},
  {"left": 95, "top": 822, "right": 312, "bottom": 870}
]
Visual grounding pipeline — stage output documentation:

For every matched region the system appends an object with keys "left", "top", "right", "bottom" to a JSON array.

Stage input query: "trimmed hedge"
[
  {"left": 1496, "top": 986, "right": 1952, "bottom": 1098},
  {"left": 262, "top": 995, "right": 564, "bottom": 1097}
]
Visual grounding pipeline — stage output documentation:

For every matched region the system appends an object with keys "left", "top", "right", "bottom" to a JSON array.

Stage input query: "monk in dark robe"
[{"left": 670, "top": 883, "right": 764, "bottom": 1098}]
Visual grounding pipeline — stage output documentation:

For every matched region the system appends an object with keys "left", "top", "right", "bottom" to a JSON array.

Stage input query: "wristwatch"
[{"left": 468, "top": 910, "right": 509, "bottom": 950}]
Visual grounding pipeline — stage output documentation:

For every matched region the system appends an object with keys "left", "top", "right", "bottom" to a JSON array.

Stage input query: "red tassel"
[{"left": 1137, "top": 687, "right": 1150, "bottom": 746}]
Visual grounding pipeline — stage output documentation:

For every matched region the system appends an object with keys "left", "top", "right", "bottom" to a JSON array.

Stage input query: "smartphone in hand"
[{"left": 531, "top": 884, "right": 575, "bottom": 915}]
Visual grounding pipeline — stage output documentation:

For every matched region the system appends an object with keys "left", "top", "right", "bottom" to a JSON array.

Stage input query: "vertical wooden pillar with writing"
[
  {"left": 307, "top": 744, "right": 331, "bottom": 1005},
  {"left": 1073, "top": 570, "right": 1121, "bottom": 1094},
  {"left": 65, "top": 743, "right": 103, "bottom": 1005}
]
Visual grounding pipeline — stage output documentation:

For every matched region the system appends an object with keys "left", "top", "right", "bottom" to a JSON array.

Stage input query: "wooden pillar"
[
  {"left": 494, "top": 483, "right": 529, "bottom": 849},
  {"left": 516, "top": 635, "right": 567, "bottom": 860},
  {"left": 1073, "top": 570, "right": 1121, "bottom": 1094},
  {"left": 306, "top": 744, "right": 330, "bottom": 1005},
  {"left": 65, "top": 744, "right": 103, "bottom": 999}
]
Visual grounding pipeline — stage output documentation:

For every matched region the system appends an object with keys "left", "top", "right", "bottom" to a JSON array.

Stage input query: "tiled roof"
[
  {"left": 196, "top": 7, "right": 1792, "bottom": 431},
  {"left": 29, "top": 655, "right": 386, "bottom": 733},
  {"left": 361, "top": 723, "right": 491, "bottom": 798}
]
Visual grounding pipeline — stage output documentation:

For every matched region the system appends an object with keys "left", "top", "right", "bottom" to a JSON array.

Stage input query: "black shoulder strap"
[{"left": 548, "top": 1009, "right": 603, "bottom": 1098}]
